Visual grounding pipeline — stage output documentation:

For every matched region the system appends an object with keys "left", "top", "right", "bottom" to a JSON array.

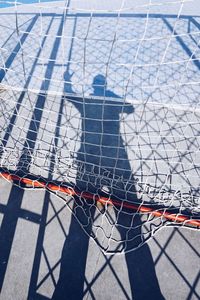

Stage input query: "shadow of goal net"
[{"left": 0, "top": 0, "right": 200, "bottom": 253}]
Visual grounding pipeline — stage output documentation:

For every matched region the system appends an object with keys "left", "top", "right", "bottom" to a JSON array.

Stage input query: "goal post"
[{"left": 0, "top": 0, "right": 200, "bottom": 253}]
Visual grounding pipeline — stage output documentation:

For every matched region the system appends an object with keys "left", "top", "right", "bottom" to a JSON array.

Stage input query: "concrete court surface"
[
  {"left": 0, "top": 0, "right": 200, "bottom": 299},
  {"left": 0, "top": 177, "right": 199, "bottom": 300}
]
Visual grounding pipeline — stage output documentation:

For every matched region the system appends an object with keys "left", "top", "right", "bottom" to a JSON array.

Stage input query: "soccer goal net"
[{"left": 0, "top": 0, "right": 200, "bottom": 253}]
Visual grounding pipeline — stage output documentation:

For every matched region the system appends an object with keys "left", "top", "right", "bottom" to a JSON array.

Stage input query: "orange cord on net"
[{"left": 0, "top": 171, "right": 200, "bottom": 228}]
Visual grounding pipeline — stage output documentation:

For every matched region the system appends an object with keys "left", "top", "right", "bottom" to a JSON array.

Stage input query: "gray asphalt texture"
[
  {"left": 0, "top": 178, "right": 200, "bottom": 299},
  {"left": 0, "top": 1, "right": 200, "bottom": 299}
]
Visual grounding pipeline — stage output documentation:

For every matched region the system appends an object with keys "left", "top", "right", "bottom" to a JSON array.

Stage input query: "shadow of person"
[{"left": 52, "top": 73, "right": 164, "bottom": 300}]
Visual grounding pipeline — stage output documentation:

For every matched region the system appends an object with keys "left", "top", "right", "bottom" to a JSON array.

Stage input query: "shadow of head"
[
  {"left": 92, "top": 74, "right": 134, "bottom": 115},
  {"left": 92, "top": 74, "right": 107, "bottom": 96}
]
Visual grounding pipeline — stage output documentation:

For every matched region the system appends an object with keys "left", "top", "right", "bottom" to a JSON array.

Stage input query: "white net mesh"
[{"left": 0, "top": 0, "right": 200, "bottom": 253}]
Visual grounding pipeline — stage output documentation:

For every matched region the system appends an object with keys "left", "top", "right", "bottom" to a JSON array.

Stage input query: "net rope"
[{"left": 0, "top": 0, "right": 200, "bottom": 253}]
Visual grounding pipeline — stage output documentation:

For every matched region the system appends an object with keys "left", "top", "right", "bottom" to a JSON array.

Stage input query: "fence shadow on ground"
[{"left": 0, "top": 7, "right": 200, "bottom": 299}]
